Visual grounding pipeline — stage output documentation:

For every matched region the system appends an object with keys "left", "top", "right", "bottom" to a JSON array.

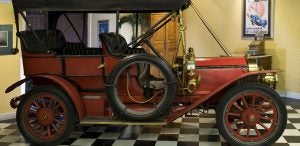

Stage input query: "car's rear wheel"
[
  {"left": 17, "top": 86, "right": 76, "bottom": 146},
  {"left": 216, "top": 83, "right": 287, "bottom": 146}
]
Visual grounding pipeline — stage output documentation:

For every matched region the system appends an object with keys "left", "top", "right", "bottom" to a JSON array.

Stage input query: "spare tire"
[{"left": 106, "top": 54, "right": 177, "bottom": 121}]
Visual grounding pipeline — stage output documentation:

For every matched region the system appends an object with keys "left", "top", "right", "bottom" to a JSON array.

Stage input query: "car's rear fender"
[{"left": 5, "top": 74, "right": 86, "bottom": 120}]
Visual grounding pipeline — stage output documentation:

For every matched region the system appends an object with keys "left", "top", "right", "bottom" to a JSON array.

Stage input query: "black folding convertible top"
[{"left": 13, "top": 0, "right": 191, "bottom": 12}]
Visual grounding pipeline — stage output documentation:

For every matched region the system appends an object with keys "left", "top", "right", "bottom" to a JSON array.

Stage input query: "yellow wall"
[
  {"left": 0, "top": 2, "right": 20, "bottom": 114},
  {"left": 184, "top": 0, "right": 300, "bottom": 93}
]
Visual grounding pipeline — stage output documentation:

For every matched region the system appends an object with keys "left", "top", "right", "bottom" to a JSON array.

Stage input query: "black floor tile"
[
  {"left": 3, "top": 124, "right": 18, "bottom": 129},
  {"left": 0, "top": 142, "right": 11, "bottom": 146},
  {"left": 10, "top": 130, "right": 22, "bottom": 136},
  {"left": 284, "top": 136, "right": 300, "bottom": 143},
  {"left": 79, "top": 132, "right": 102, "bottom": 138},
  {"left": 141, "top": 126, "right": 161, "bottom": 133},
  {"left": 0, "top": 119, "right": 16, "bottom": 123},
  {"left": 221, "top": 142, "right": 231, "bottom": 146},
  {"left": 199, "top": 135, "right": 220, "bottom": 142},
  {"left": 270, "top": 143, "right": 290, "bottom": 146},
  {"left": 285, "top": 123, "right": 296, "bottom": 129},
  {"left": 104, "top": 126, "right": 125, "bottom": 133},
  {"left": 76, "top": 126, "right": 90, "bottom": 131},
  {"left": 182, "top": 118, "right": 199, "bottom": 123},
  {"left": 134, "top": 140, "right": 156, "bottom": 146},
  {"left": 164, "top": 122, "right": 181, "bottom": 128},
  {"left": 287, "top": 109, "right": 298, "bottom": 113},
  {"left": 177, "top": 141, "right": 199, "bottom": 146},
  {"left": 158, "top": 134, "right": 179, "bottom": 141},
  {"left": 60, "top": 138, "right": 77, "bottom": 145},
  {"left": 91, "top": 139, "right": 115, "bottom": 146},
  {"left": 180, "top": 128, "right": 199, "bottom": 134},
  {"left": 288, "top": 118, "right": 300, "bottom": 123},
  {"left": 199, "top": 123, "right": 217, "bottom": 128}
]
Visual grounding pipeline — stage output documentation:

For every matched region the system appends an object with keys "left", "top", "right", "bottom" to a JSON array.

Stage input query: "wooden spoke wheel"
[
  {"left": 17, "top": 86, "right": 76, "bottom": 146},
  {"left": 216, "top": 83, "right": 287, "bottom": 146}
]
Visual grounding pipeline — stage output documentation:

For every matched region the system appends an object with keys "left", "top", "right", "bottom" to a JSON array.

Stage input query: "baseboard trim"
[
  {"left": 277, "top": 90, "right": 300, "bottom": 100},
  {"left": 0, "top": 112, "right": 16, "bottom": 121},
  {"left": 0, "top": 0, "right": 11, "bottom": 3}
]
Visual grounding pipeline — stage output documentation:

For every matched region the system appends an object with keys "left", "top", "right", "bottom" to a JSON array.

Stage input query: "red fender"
[
  {"left": 5, "top": 75, "right": 86, "bottom": 120},
  {"left": 166, "top": 70, "right": 279, "bottom": 122}
]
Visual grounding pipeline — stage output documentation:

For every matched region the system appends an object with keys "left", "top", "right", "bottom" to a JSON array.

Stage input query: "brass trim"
[
  {"left": 263, "top": 73, "right": 278, "bottom": 85},
  {"left": 80, "top": 117, "right": 167, "bottom": 126},
  {"left": 82, "top": 96, "right": 101, "bottom": 100},
  {"left": 80, "top": 121, "right": 166, "bottom": 126},
  {"left": 97, "top": 63, "right": 106, "bottom": 69},
  {"left": 248, "top": 62, "right": 259, "bottom": 72},
  {"left": 246, "top": 55, "right": 260, "bottom": 72}
]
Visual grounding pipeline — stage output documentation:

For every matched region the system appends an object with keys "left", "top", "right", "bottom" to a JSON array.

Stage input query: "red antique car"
[{"left": 6, "top": 0, "right": 287, "bottom": 145}]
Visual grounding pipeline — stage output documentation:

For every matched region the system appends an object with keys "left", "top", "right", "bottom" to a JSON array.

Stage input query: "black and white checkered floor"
[{"left": 0, "top": 97, "right": 300, "bottom": 146}]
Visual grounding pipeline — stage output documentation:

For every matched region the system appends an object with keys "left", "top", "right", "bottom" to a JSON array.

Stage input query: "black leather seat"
[
  {"left": 62, "top": 43, "right": 102, "bottom": 55},
  {"left": 99, "top": 33, "right": 146, "bottom": 58},
  {"left": 18, "top": 30, "right": 65, "bottom": 54},
  {"left": 18, "top": 29, "right": 102, "bottom": 55}
]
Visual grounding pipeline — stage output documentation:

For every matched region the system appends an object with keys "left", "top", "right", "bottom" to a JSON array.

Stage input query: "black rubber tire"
[
  {"left": 216, "top": 83, "right": 287, "bottom": 146},
  {"left": 106, "top": 54, "right": 177, "bottom": 121},
  {"left": 17, "top": 86, "right": 76, "bottom": 146}
]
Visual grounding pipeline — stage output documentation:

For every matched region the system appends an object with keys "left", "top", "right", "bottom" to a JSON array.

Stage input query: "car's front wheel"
[{"left": 216, "top": 83, "right": 287, "bottom": 146}]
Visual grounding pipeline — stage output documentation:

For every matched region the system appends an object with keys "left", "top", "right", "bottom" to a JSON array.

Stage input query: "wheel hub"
[
  {"left": 242, "top": 108, "right": 261, "bottom": 126},
  {"left": 36, "top": 108, "right": 54, "bottom": 126}
]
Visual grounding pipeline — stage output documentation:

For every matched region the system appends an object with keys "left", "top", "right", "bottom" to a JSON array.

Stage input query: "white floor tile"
[
  {"left": 0, "top": 135, "right": 22, "bottom": 143},
  {"left": 8, "top": 143, "right": 30, "bottom": 146},
  {"left": 155, "top": 141, "right": 177, "bottom": 146},
  {"left": 199, "top": 128, "right": 219, "bottom": 135},
  {"left": 70, "top": 138, "right": 96, "bottom": 146},
  {"left": 282, "top": 129, "right": 300, "bottom": 136},
  {"left": 199, "top": 118, "right": 216, "bottom": 123},
  {"left": 288, "top": 113, "right": 300, "bottom": 118},
  {"left": 198, "top": 142, "right": 222, "bottom": 146},
  {"left": 113, "top": 140, "right": 135, "bottom": 146},
  {"left": 0, "top": 129, "right": 16, "bottom": 135},
  {"left": 160, "top": 128, "right": 180, "bottom": 134},
  {"left": 137, "top": 133, "right": 159, "bottom": 141},
  {"left": 276, "top": 136, "right": 287, "bottom": 143},
  {"left": 0, "top": 123, "right": 11, "bottom": 129},
  {"left": 178, "top": 134, "right": 199, "bottom": 142}
]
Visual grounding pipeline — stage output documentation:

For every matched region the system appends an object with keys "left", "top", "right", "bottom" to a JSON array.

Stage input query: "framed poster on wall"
[
  {"left": 243, "top": 0, "right": 273, "bottom": 38},
  {"left": 98, "top": 20, "right": 109, "bottom": 34},
  {"left": 0, "top": 24, "right": 13, "bottom": 55},
  {"left": 98, "top": 20, "right": 109, "bottom": 47}
]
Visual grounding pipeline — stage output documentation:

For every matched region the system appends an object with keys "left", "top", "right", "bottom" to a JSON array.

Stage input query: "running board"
[{"left": 80, "top": 116, "right": 167, "bottom": 126}]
